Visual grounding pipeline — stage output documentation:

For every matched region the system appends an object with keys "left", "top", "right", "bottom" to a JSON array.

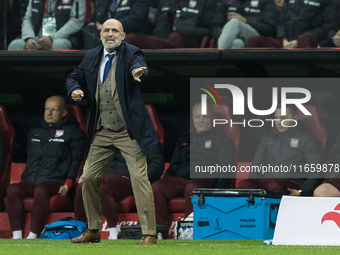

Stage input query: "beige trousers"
[{"left": 82, "top": 127, "right": 156, "bottom": 235}]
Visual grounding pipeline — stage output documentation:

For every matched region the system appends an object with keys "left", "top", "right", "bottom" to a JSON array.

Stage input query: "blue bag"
[{"left": 40, "top": 217, "right": 87, "bottom": 239}]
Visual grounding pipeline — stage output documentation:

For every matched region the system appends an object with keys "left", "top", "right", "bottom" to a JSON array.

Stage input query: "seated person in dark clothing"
[
  {"left": 314, "top": 132, "right": 340, "bottom": 197},
  {"left": 237, "top": 105, "right": 323, "bottom": 196},
  {"left": 6, "top": 96, "right": 85, "bottom": 239},
  {"left": 246, "top": 0, "right": 333, "bottom": 48},
  {"left": 74, "top": 143, "right": 164, "bottom": 240},
  {"left": 0, "top": 0, "right": 23, "bottom": 50},
  {"left": 82, "top": 0, "right": 149, "bottom": 49},
  {"left": 125, "top": 0, "right": 217, "bottom": 49},
  {"left": 214, "top": 0, "right": 277, "bottom": 49},
  {"left": 124, "top": 0, "right": 178, "bottom": 49},
  {"left": 152, "top": 103, "right": 235, "bottom": 226},
  {"left": 318, "top": 0, "right": 340, "bottom": 47}
]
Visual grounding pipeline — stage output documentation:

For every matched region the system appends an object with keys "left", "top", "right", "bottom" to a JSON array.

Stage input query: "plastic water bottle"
[
  {"left": 186, "top": 228, "right": 193, "bottom": 239},
  {"left": 262, "top": 239, "right": 273, "bottom": 245},
  {"left": 180, "top": 227, "right": 188, "bottom": 239},
  {"left": 157, "top": 232, "right": 163, "bottom": 240}
]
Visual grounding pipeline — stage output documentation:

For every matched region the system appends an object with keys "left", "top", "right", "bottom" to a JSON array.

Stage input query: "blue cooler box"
[{"left": 191, "top": 189, "right": 281, "bottom": 240}]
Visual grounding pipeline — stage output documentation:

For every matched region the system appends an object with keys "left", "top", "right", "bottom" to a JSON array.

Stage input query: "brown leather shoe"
[
  {"left": 137, "top": 235, "right": 157, "bottom": 244},
  {"left": 71, "top": 229, "right": 101, "bottom": 243}
]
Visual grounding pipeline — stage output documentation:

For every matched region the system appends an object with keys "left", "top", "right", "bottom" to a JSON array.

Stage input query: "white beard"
[{"left": 102, "top": 36, "right": 123, "bottom": 51}]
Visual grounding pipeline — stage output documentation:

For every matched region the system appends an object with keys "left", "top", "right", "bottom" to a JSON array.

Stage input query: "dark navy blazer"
[{"left": 65, "top": 42, "right": 159, "bottom": 154}]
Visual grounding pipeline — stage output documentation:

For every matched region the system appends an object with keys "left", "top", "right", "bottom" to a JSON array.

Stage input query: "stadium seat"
[
  {"left": 65, "top": 104, "right": 86, "bottom": 186},
  {"left": 235, "top": 162, "right": 252, "bottom": 188},
  {"left": 168, "top": 197, "right": 185, "bottom": 213},
  {"left": 145, "top": 104, "right": 164, "bottom": 150},
  {"left": 201, "top": 35, "right": 212, "bottom": 48},
  {"left": 117, "top": 104, "right": 165, "bottom": 213},
  {"left": 297, "top": 104, "right": 327, "bottom": 158},
  {"left": 161, "top": 162, "right": 170, "bottom": 178},
  {"left": 210, "top": 38, "right": 217, "bottom": 48},
  {"left": 5, "top": 104, "right": 87, "bottom": 212},
  {"left": 0, "top": 105, "right": 15, "bottom": 204},
  {"left": 65, "top": 104, "right": 87, "bottom": 134},
  {"left": 85, "top": 0, "right": 94, "bottom": 24}
]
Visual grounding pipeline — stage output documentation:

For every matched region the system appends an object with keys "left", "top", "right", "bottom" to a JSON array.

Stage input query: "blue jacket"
[{"left": 65, "top": 42, "right": 159, "bottom": 154}]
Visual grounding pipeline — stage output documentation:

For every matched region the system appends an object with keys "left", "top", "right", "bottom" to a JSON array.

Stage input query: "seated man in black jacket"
[
  {"left": 246, "top": 0, "right": 333, "bottom": 48},
  {"left": 215, "top": 0, "right": 277, "bottom": 48},
  {"left": 6, "top": 96, "right": 85, "bottom": 239},
  {"left": 314, "top": 131, "right": 340, "bottom": 196},
  {"left": 152, "top": 103, "right": 236, "bottom": 226},
  {"left": 74, "top": 144, "right": 164, "bottom": 240},
  {"left": 125, "top": 0, "right": 217, "bottom": 49},
  {"left": 318, "top": 0, "right": 340, "bottom": 47},
  {"left": 124, "top": 0, "right": 178, "bottom": 49},
  {"left": 238, "top": 105, "right": 323, "bottom": 196}
]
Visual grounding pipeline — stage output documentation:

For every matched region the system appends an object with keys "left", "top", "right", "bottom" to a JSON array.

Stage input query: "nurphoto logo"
[{"left": 197, "top": 81, "right": 312, "bottom": 128}]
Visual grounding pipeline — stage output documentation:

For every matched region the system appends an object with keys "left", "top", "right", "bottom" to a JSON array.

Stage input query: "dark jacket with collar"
[
  {"left": 93, "top": 0, "right": 149, "bottom": 34},
  {"left": 326, "top": 131, "right": 340, "bottom": 179},
  {"left": 214, "top": 0, "right": 277, "bottom": 38},
  {"left": 21, "top": 115, "right": 85, "bottom": 185},
  {"left": 165, "top": 128, "right": 236, "bottom": 188},
  {"left": 276, "top": 0, "right": 332, "bottom": 40},
  {"left": 65, "top": 41, "right": 159, "bottom": 155},
  {"left": 172, "top": 0, "right": 218, "bottom": 43},
  {"left": 251, "top": 123, "right": 323, "bottom": 196},
  {"left": 319, "top": 0, "right": 340, "bottom": 46}
]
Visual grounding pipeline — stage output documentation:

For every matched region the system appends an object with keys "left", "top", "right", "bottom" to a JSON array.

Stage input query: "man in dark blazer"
[{"left": 65, "top": 18, "right": 159, "bottom": 245}]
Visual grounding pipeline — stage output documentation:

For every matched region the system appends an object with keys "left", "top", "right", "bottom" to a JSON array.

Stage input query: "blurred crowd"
[{"left": 1, "top": 0, "right": 339, "bottom": 50}]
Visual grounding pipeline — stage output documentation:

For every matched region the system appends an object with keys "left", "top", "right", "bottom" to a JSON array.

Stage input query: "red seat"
[
  {"left": 201, "top": 35, "right": 212, "bottom": 48},
  {"left": 161, "top": 162, "right": 170, "bottom": 178},
  {"left": 117, "top": 195, "right": 136, "bottom": 213},
  {"left": 85, "top": 0, "right": 94, "bottom": 24},
  {"left": 66, "top": 104, "right": 87, "bottom": 134},
  {"left": 235, "top": 162, "right": 252, "bottom": 188},
  {"left": 297, "top": 104, "right": 327, "bottom": 158},
  {"left": 6, "top": 105, "right": 86, "bottom": 212},
  {"left": 145, "top": 104, "right": 164, "bottom": 150},
  {"left": 210, "top": 38, "right": 217, "bottom": 48},
  {"left": 117, "top": 104, "right": 165, "bottom": 213},
  {"left": 0, "top": 105, "right": 15, "bottom": 203},
  {"left": 65, "top": 104, "right": 86, "bottom": 187},
  {"left": 168, "top": 197, "right": 185, "bottom": 213}
]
